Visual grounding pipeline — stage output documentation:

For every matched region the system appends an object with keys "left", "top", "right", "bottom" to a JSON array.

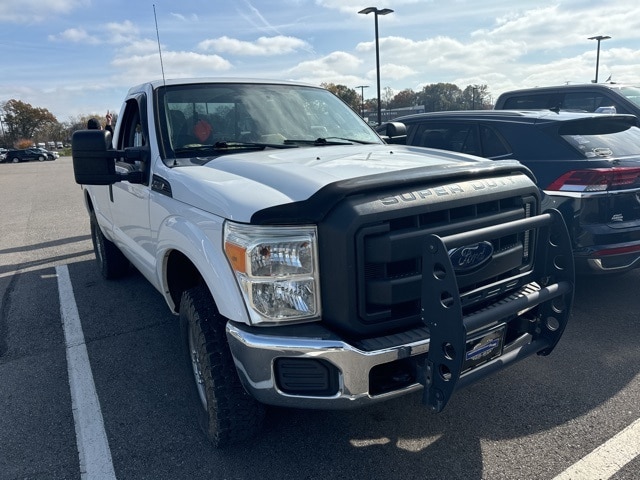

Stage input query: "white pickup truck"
[{"left": 72, "top": 78, "right": 574, "bottom": 447}]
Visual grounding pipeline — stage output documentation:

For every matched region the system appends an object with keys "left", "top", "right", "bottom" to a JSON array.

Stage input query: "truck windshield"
[{"left": 156, "top": 82, "right": 382, "bottom": 163}]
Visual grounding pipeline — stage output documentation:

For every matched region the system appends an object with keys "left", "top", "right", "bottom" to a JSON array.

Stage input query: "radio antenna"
[{"left": 153, "top": 4, "right": 166, "bottom": 85}]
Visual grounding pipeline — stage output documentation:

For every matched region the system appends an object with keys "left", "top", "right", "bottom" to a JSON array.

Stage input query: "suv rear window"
[{"left": 561, "top": 121, "right": 640, "bottom": 158}]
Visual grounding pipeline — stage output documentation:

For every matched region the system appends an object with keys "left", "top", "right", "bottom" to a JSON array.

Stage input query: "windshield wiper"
[
  {"left": 284, "top": 137, "right": 375, "bottom": 146},
  {"left": 174, "top": 141, "right": 296, "bottom": 154},
  {"left": 322, "top": 136, "right": 376, "bottom": 144}
]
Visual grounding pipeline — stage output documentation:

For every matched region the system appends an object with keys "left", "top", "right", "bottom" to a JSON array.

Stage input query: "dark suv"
[
  {"left": 2, "top": 148, "right": 49, "bottom": 163},
  {"left": 382, "top": 110, "right": 640, "bottom": 274},
  {"left": 494, "top": 83, "right": 640, "bottom": 118}
]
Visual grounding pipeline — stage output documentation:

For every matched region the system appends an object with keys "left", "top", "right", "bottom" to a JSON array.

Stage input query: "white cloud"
[
  {"left": 289, "top": 51, "right": 362, "bottom": 76},
  {"left": 315, "top": 0, "right": 421, "bottom": 15},
  {"left": 111, "top": 51, "right": 233, "bottom": 84},
  {"left": 380, "top": 63, "right": 417, "bottom": 81},
  {"left": 0, "top": 0, "right": 88, "bottom": 23},
  {"left": 105, "top": 20, "right": 140, "bottom": 44},
  {"left": 48, "top": 28, "right": 100, "bottom": 44},
  {"left": 198, "top": 35, "right": 310, "bottom": 56},
  {"left": 119, "top": 39, "right": 164, "bottom": 56},
  {"left": 286, "top": 51, "right": 366, "bottom": 86},
  {"left": 170, "top": 12, "right": 199, "bottom": 22}
]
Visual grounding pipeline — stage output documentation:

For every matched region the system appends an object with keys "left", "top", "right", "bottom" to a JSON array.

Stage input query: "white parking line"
[
  {"left": 56, "top": 265, "right": 117, "bottom": 480},
  {"left": 552, "top": 417, "right": 640, "bottom": 480}
]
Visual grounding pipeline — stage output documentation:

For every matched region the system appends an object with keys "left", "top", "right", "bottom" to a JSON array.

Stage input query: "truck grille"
[
  {"left": 317, "top": 172, "right": 540, "bottom": 338},
  {"left": 357, "top": 196, "right": 535, "bottom": 326}
]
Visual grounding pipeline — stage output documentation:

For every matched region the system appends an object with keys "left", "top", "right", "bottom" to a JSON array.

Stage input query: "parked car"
[
  {"left": 494, "top": 83, "right": 640, "bottom": 119},
  {"left": 382, "top": 110, "right": 640, "bottom": 274},
  {"left": 33, "top": 147, "right": 58, "bottom": 160},
  {"left": 2, "top": 148, "right": 49, "bottom": 163}
]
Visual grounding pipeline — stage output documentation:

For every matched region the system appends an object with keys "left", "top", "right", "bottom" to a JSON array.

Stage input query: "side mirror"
[
  {"left": 72, "top": 130, "right": 118, "bottom": 185},
  {"left": 385, "top": 122, "right": 407, "bottom": 137}
]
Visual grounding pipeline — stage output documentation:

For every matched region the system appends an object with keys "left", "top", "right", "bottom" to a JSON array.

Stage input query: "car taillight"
[{"left": 547, "top": 167, "right": 640, "bottom": 192}]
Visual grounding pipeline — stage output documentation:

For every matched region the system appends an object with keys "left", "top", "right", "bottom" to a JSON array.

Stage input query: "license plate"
[{"left": 462, "top": 325, "right": 505, "bottom": 372}]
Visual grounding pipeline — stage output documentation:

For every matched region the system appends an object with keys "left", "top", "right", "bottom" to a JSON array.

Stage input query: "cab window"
[
  {"left": 117, "top": 99, "right": 147, "bottom": 150},
  {"left": 562, "top": 92, "right": 627, "bottom": 114}
]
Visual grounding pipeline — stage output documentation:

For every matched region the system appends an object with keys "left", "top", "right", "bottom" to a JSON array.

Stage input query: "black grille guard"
[{"left": 420, "top": 208, "right": 574, "bottom": 412}]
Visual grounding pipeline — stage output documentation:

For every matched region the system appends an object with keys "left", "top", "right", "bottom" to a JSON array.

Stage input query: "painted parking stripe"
[
  {"left": 552, "top": 417, "right": 640, "bottom": 480},
  {"left": 57, "top": 265, "right": 117, "bottom": 480}
]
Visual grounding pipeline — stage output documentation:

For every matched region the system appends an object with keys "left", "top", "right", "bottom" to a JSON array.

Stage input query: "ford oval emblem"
[{"left": 449, "top": 241, "right": 494, "bottom": 273}]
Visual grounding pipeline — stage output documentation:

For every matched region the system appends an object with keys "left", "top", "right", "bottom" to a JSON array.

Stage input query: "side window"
[
  {"left": 562, "top": 92, "right": 627, "bottom": 114},
  {"left": 479, "top": 125, "right": 511, "bottom": 158},
  {"left": 408, "top": 123, "right": 479, "bottom": 155},
  {"left": 447, "top": 124, "right": 479, "bottom": 155},
  {"left": 117, "top": 98, "right": 147, "bottom": 150},
  {"left": 502, "top": 94, "right": 555, "bottom": 109},
  {"left": 407, "top": 123, "right": 447, "bottom": 149}
]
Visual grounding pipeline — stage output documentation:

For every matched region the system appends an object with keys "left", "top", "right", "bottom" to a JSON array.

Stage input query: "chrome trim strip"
[{"left": 544, "top": 187, "right": 640, "bottom": 199}]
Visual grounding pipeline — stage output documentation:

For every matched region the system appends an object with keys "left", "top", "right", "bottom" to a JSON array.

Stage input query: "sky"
[{"left": 1, "top": 0, "right": 640, "bottom": 122}]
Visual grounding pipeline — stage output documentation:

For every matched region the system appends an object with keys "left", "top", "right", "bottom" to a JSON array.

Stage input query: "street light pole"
[
  {"left": 359, "top": 7, "right": 393, "bottom": 125},
  {"left": 588, "top": 35, "right": 611, "bottom": 83},
  {"left": 355, "top": 85, "right": 369, "bottom": 117}
]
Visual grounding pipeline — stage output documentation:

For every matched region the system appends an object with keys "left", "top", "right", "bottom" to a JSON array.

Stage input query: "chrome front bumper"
[{"left": 225, "top": 321, "right": 429, "bottom": 409}]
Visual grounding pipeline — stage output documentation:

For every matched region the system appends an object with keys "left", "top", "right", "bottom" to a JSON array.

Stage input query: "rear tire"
[
  {"left": 11, "top": 157, "right": 19, "bottom": 163},
  {"left": 180, "top": 284, "right": 265, "bottom": 448},
  {"left": 90, "top": 212, "right": 129, "bottom": 279}
]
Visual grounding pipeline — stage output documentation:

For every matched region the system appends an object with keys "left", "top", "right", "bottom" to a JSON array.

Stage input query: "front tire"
[
  {"left": 180, "top": 284, "right": 265, "bottom": 448},
  {"left": 90, "top": 212, "right": 129, "bottom": 279}
]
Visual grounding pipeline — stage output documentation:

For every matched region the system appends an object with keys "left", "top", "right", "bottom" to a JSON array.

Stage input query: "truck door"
[{"left": 109, "top": 95, "right": 156, "bottom": 281}]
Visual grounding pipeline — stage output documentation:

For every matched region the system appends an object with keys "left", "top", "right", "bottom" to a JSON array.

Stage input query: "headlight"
[{"left": 224, "top": 221, "right": 320, "bottom": 325}]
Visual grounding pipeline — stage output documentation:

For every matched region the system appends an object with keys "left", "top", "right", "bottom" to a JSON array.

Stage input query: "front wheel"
[
  {"left": 180, "top": 284, "right": 265, "bottom": 448},
  {"left": 11, "top": 157, "right": 19, "bottom": 163},
  {"left": 89, "top": 212, "right": 129, "bottom": 279}
]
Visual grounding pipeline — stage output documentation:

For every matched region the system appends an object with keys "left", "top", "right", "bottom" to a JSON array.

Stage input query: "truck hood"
[{"left": 167, "top": 144, "right": 506, "bottom": 222}]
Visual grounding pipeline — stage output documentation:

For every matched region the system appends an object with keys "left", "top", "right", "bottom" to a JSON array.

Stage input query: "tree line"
[
  {"left": 322, "top": 82, "right": 492, "bottom": 119},
  {"left": 0, "top": 99, "right": 114, "bottom": 149}
]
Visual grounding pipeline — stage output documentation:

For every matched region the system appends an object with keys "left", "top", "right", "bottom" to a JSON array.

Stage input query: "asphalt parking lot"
[{"left": 1, "top": 157, "right": 639, "bottom": 480}]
